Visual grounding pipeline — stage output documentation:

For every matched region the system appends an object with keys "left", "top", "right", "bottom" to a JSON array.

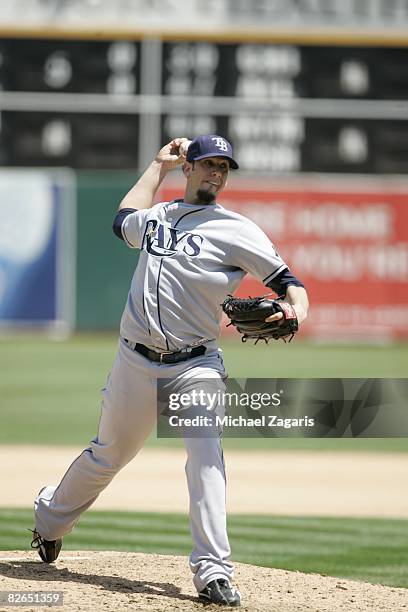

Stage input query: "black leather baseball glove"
[{"left": 221, "top": 295, "right": 299, "bottom": 344}]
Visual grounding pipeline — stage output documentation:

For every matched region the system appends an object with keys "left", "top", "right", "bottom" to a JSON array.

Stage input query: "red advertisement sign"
[{"left": 160, "top": 176, "right": 408, "bottom": 340}]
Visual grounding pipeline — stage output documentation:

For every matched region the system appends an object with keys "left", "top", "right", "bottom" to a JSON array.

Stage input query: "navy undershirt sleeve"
[
  {"left": 266, "top": 268, "right": 305, "bottom": 296},
  {"left": 112, "top": 208, "right": 137, "bottom": 240}
]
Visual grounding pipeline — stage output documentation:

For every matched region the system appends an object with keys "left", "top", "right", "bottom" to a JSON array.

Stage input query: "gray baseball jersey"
[{"left": 120, "top": 198, "right": 288, "bottom": 350}]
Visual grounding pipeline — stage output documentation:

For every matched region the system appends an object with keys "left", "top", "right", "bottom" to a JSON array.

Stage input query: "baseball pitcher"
[{"left": 31, "top": 135, "right": 309, "bottom": 607}]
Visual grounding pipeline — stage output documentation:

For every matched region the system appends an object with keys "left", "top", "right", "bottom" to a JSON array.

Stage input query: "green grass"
[
  {"left": 1, "top": 509, "right": 407, "bottom": 588},
  {"left": 222, "top": 339, "right": 408, "bottom": 378},
  {"left": 0, "top": 334, "right": 407, "bottom": 450}
]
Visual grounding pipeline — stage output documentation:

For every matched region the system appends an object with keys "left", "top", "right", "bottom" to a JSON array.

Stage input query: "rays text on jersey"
[{"left": 143, "top": 220, "right": 204, "bottom": 257}]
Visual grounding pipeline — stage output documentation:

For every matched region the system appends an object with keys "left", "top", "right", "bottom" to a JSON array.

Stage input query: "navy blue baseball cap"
[{"left": 186, "top": 134, "right": 239, "bottom": 169}]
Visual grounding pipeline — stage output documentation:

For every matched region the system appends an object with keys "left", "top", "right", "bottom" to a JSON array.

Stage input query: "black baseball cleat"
[
  {"left": 199, "top": 579, "right": 241, "bottom": 606},
  {"left": 30, "top": 530, "right": 62, "bottom": 563}
]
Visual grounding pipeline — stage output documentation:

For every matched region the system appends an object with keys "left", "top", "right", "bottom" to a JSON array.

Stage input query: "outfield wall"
[
  {"left": 1, "top": 170, "right": 407, "bottom": 339},
  {"left": 162, "top": 174, "right": 408, "bottom": 341},
  {"left": 0, "top": 169, "right": 76, "bottom": 334},
  {"left": 75, "top": 171, "right": 139, "bottom": 330},
  {"left": 75, "top": 171, "right": 408, "bottom": 339}
]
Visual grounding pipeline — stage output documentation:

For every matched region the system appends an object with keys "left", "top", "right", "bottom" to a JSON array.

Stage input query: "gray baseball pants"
[{"left": 34, "top": 338, "right": 234, "bottom": 591}]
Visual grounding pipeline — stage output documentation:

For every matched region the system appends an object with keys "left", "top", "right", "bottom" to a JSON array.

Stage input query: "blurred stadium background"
[
  {"left": 0, "top": 0, "right": 407, "bottom": 591},
  {"left": 0, "top": 0, "right": 407, "bottom": 341}
]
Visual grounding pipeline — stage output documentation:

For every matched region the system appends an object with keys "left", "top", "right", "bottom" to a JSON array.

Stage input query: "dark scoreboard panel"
[
  {"left": 0, "top": 38, "right": 141, "bottom": 168},
  {"left": 161, "top": 42, "right": 408, "bottom": 174},
  {"left": 1, "top": 112, "right": 139, "bottom": 167},
  {"left": 0, "top": 38, "right": 141, "bottom": 92},
  {"left": 1, "top": 37, "right": 408, "bottom": 172},
  {"left": 162, "top": 42, "right": 408, "bottom": 99}
]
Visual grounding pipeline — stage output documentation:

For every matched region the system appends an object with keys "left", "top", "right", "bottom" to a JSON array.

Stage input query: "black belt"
[{"left": 124, "top": 340, "right": 206, "bottom": 364}]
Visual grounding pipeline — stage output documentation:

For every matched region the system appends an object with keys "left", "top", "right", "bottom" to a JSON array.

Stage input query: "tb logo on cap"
[{"left": 211, "top": 137, "right": 228, "bottom": 152}]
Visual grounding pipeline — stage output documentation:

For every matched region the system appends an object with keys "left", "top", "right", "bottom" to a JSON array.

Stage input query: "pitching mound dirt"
[{"left": 0, "top": 551, "right": 407, "bottom": 612}]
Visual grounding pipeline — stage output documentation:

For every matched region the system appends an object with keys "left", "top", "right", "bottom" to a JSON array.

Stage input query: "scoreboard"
[
  {"left": 1, "top": 36, "right": 407, "bottom": 172},
  {"left": 0, "top": 38, "right": 142, "bottom": 167}
]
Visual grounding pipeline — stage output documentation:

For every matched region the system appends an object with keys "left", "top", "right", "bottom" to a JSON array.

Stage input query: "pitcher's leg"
[
  {"left": 35, "top": 342, "right": 156, "bottom": 540},
  {"left": 171, "top": 357, "right": 233, "bottom": 592},
  {"left": 184, "top": 434, "right": 234, "bottom": 592}
]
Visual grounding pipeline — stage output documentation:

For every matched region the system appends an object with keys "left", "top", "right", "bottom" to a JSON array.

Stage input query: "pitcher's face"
[{"left": 184, "top": 157, "right": 229, "bottom": 204}]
